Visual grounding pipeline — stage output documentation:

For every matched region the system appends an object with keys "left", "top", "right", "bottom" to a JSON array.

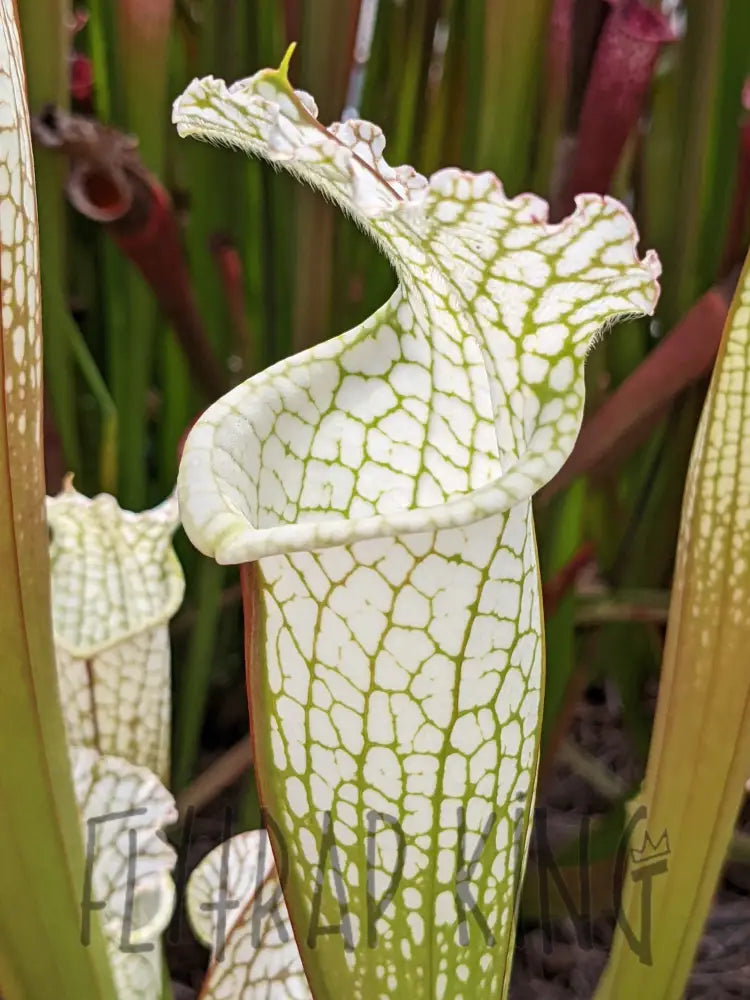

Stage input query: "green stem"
[
  {"left": 18, "top": 0, "right": 83, "bottom": 476},
  {"left": 172, "top": 559, "right": 227, "bottom": 791}
]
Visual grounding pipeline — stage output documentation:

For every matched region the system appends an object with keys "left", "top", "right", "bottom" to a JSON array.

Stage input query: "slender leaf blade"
[
  {"left": 0, "top": 4, "right": 116, "bottom": 995},
  {"left": 596, "top": 251, "right": 750, "bottom": 998}
]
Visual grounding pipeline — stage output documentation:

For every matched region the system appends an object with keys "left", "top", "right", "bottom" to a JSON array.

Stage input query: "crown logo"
[{"left": 630, "top": 829, "right": 670, "bottom": 866}]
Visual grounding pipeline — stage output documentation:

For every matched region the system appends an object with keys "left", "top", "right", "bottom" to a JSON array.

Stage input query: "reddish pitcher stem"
[
  {"left": 31, "top": 106, "right": 226, "bottom": 401},
  {"left": 557, "top": 0, "right": 676, "bottom": 215}
]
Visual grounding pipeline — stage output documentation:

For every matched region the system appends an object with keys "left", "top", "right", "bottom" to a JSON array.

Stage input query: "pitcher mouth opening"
[
  {"left": 176, "top": 312, "right": 516, "bottom": 565},
  {"left": 178, "top": 421, "right": 544, "bottom": 568}
]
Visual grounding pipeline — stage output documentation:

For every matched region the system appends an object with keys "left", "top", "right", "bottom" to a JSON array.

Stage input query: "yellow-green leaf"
[
  {"left": 0, "top": 2, "right": 116, "bottom": 996},
  {"left": 596, "top": 251, "right": 750, "bottom": 997}
]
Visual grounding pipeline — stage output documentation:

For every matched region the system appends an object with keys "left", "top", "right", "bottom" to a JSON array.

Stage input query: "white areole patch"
[{"left": 173, "top": 49, "right": 660, "bottom": 1000}]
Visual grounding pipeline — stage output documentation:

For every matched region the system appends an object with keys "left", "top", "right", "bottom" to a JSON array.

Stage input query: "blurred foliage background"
[{"left": 16, "top": 0, "right": 750, "bottom": 824}]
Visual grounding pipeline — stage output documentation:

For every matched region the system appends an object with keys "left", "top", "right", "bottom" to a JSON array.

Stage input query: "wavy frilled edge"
[
  {"left": 71, "top": 746, "right": 178, "bottom": 942},
  {"left": 71, "top": 747, "right": 177, "bottom": 999},
  {"left": 171, "top": 47, "right": 659, "bottom": 248},
  {"left": 174, "top": 51, "right": 660, "bottom": 564},
  {"left": 172, "top": 46, "right": 425, "bottom": 226}
]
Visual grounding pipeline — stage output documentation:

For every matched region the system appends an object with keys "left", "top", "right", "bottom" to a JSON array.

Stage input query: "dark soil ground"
[{"left": 166, "top": 684, "right": 750, "bottom": 998}]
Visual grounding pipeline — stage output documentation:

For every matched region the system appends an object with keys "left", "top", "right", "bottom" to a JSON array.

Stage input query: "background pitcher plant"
[
  {"left": 186, "top": 829, "right": 310, "bottom": 999},
  {"left": 71, "top": 747, "right": 178, "bottom": 1000},
  {"left": 174, "top": 51, "right": 661, "bottom": 999},
  {"left": 47, "top": 482, "right": 185, "bottom": 782}
]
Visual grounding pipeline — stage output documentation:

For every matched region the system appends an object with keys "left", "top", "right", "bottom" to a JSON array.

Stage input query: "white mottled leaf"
[
  {"left": 187, "top": 829, "right": 310, "bottom": 999},
  {"left": 174, "top": 52, "right": 661, "bottom": 1000},
  {"left": 48, "top": 483, "right": 184, "bottom": 779},
  {"left": 71, "top": 746, "right": 178, "bottom": 1000}
]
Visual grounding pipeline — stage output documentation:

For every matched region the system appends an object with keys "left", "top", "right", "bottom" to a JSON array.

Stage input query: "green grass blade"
[
  {"left": 172, "top": 559, "right": 227, "bottom": 791},
  {"left": 291, "top": 1, "right": 359, "bottom": 352},
  {"left": 476, "top": 0, "right": 553, "bottom": 194},
  {"left": 18, "top": 0, "right": 82, "bottom": 477},
  {"left": 538, "top": 481, "right": 585, "bottom": 744}
]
